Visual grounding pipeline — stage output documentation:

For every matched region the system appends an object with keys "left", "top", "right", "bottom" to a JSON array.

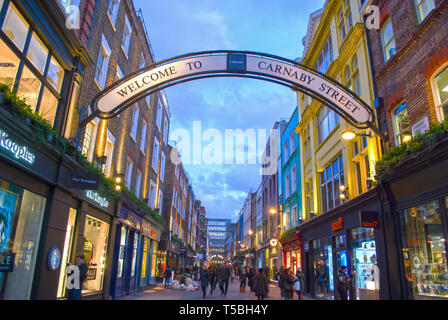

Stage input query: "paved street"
[{"left": 121, "top": 279, "right": 312, "bottom": 301}]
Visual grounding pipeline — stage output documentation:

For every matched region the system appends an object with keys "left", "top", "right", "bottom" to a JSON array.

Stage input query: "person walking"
[
  {"left": 164, "top": 266, "right": 172, "bottom": 288},
  {"left": 248, "top": 267, "right": 256, "bottom": 292},
  {"left": 337, "top": 266, "right": 349, "bottom": 300},
  {"left": 239, "top": 266, "right": 247, "bottom": 292},
  {"left": 253, "top": 268, "right": 268, "bottom": 300},
  {"left": 199, "top": 266, "right": 209, "bottom": 299},
  {"left": 67, "top": 254, "right": 88, "bottom": 300},
  {"left": 208, "top": 266, "right": 217, "bottom": 295},
  {"left": 280, "top": 268, "right": 295, "bottom": 300},
  {"left": 218, "top": 264, "right": 231, "bottom": 296},
  {"left": 295, "top": 268, "right": 305, "bottom": 300},
  {"left": 193, "top": 265, "right": 199, "bottom": 281}
]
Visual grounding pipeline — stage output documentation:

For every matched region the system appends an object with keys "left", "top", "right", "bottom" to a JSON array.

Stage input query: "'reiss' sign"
[{"left": 91, "top": 51, "right": 375, "bottom": 129}]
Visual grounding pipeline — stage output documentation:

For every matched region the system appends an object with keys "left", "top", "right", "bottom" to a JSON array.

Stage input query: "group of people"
[
  {"left": 277, "top": 267, "right": 305, "bottom": 300},
  {"left": 199, "top": 264, "right": 232, "bottom": 298},
  {"left": 236, "top": 266, "right": 270, "bottom": 300}
]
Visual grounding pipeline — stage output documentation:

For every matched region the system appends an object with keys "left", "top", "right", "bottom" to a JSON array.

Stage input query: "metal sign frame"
[{"left": 83, "top": 50, "right": 380, "bottom": 134}]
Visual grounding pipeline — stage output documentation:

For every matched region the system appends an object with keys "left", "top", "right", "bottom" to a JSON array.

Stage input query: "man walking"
[
  {"left": 337, "top": 266, "right": 349, "bottom": 300},
  {"left": 218, "top": 264, "right": 231, "bottom": 296}
]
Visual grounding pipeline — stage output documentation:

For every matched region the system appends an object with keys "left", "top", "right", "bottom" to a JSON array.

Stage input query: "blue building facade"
[{"left": 280, "top": 107, "right": 302, "bottom": 274}]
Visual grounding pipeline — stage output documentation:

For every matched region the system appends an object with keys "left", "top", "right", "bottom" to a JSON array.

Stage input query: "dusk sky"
[{"left": 134, "top": 0, "right": 326, "bottom": 222}]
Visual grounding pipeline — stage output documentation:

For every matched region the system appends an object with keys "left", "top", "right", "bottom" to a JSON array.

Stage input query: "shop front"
[
  {"left": 282, "top": 234, "right": 302, "bottom": 276},
  {"left": 138, "top": 218, "right": 161, "bottom": 289},
  {"left": 112, "top": 206, "right": 142, "bottom": 298},
  {"left": 299, "top": 189, "right": 385, "bottom": 300},
  {"left": 379, "top": 139, "right": 448, "bottom": 300}
]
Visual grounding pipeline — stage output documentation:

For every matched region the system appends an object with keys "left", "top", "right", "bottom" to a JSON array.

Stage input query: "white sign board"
[
  {"left": 411, "top": 117, "right": 430, "bottom": 137},
  {"left": 93, "top": 52, "right": 373, "bottom": 126}
]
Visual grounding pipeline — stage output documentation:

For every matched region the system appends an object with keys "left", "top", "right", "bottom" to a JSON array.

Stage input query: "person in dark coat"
[
  {"left": 208, "top": 266, "right": 217, "bottom": 294},
  {"left": 295, "top": 268, "right": 305, "bottom": 300},
  {"left": 67, "top": 254, "right": 88, "bottom": 300},
  {"left": 199, "top": 266, "right": 209, "bottom": 298},
  {"left": 253, "top": 268, "right": 269, "bottom": 300},
  {"left": 239, "top": 266, "right": 247, "bottom": 292},
  {"left": 280, "top": 268, "right": 295, "bottom": 300},
  {"left": 218, "top": 264, "right": 231, "bottom": 296},
  {"left": 337, "top": 266, "right": 349, "bottom": 300},
  {"left": 248, "top": 267, "right": 256, "bottom": 292}
]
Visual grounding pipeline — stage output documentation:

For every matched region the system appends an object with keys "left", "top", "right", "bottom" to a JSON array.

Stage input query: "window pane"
[
  {"left": 17, "top": 66, "right": 41, "bottom": 110},
  {"left": 400, "top": 200, "right": 448, "bottom": 299},
  {"left": 47, "top": 56, "right": 64, "bottom": 92},
  {"left": 435, "top": 67, "right": 448, "bottom": 106},
  {"left": 0, "top": 39, "right": 20, "bottom": 86},
  {"left": 26, "top": 33, "right": 49, "bottom": 74},
  {"left": 39, "top": 87, "right": 59, "bottom": 126},
  {"left": 2, "top": 3, "right": 29, "bottom": 51}
]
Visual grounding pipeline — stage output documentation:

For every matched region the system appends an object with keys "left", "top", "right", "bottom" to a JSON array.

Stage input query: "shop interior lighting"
[{"left": 403, "top": 135, "right": 412, "bottom": 143}]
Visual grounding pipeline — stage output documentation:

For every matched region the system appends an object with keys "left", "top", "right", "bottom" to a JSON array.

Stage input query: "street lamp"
[
  {"left": 341, "top": 129, "right": 372, "bottom": 141},
  {"left": 248, "top": 230, "right": 254, "bottom": 236}
]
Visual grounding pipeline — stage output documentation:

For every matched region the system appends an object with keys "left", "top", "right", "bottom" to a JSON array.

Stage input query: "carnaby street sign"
[{"left": 86, "top": 51, "right": 377, "bottom": 132}]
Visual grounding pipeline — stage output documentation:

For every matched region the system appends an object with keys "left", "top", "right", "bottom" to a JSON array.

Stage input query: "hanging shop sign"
[
  {"left": 270, "top": 239, "right": 278, "bottom": 247},
  {"left": 67, "top": 171, "right": 99, "bottom": 190},
  {"left": 88, "top": 51, "right": 376, "bottom": 131},
  {"left": 85, "top": 190, "right": 109, "bottom": 208},
  {"left": 331, "top": 217, "right": 344, "bottom": 232},
  {"left": 47, "top": 247, "right": 62, "bottom": 271},
  {"left": 0, "top": 251, "right": 15, "bottom": 272},
  {"left": 0, "top": 128, "right": 35, "bottom": 165}
]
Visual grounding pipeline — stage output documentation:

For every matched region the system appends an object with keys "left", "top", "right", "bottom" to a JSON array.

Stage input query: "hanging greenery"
[
  {"left": 375, "top": 119, "right": 448, "bottom": 180},
  {"left": 279, "top": 226, "right": 299, "bottom": 244}
]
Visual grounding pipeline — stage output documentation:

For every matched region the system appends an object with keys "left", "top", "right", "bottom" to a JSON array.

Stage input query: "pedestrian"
[
  {"left": 295, "top": 268, "right": 305, "bottom": 300},
  {"left": 193, "top": 265, "right": 199, "bottom": 281},
  {"left": 219, "top": 264, "right": 231, "bottom": 296},
  {"left": 67, "top": 254, "right": 88, "bottom": 300},
  {"left": 253, "top": 268, "right": 268, "bottom": 300},
  {"left": 248, "top": 267, "right": 256, "bottom": 292},
  {"left": 278, "top": 266, "right": 285, "bottom": 298},
  {"left": 199, "top": 266, "right": 209, "bottom": 298},
  {"left": 336, "top": 266, "right": 349, "bottom": 300},
  {"left": 164, "top": 266, "right": 172, "bottom": 288},
  {"left": 208, "top": 266, "right": 217, "bottom": 294},
  {"left": 230, "top": 265, "right": 234, "bottom": 283},
  {"left": 239, "top": 266, "right": 247, "bottom": 292},
  {"left": 280, "top": 268, "right": 294, "bottom": 300}
]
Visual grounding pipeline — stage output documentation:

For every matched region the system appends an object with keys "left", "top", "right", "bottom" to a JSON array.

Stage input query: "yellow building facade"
[{"left": 296, "top": 0, "right": 382, "bottom": 223}]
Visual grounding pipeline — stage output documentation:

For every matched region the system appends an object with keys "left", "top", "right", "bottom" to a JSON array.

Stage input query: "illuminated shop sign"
[
  {"left": 0, "top": 128, "right": 35, "bottom": 165},
  {"left": 85, "top": 190, "right": 109, "bottom": 208},
  {"left": 331, "top": 217, "right": 344, "bottom": 232}
]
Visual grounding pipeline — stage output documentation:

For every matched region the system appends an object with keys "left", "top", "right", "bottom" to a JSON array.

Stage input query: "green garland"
[
  {"left": 171, "top": 234, "right": 185, "bottom": 247},
  {"left": 375, "top": 119, "right": 448, "bottom": 180},
  {"left": 279, "top": 226, "right": 299, "bottom": 244}
]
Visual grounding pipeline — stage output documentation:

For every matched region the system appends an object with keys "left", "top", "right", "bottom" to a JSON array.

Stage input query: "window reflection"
[
  {"left": 26, "top": 33, "right": 48, "bottom": 74},
  {"left": 17, "top": 66, "right": 41, "bottom": 110},
  {"left": 2, "top": 4, "right": 29, "bottom": 51},
  {"left": 0, "top": 39, "right": 19, "bottom": 86}
]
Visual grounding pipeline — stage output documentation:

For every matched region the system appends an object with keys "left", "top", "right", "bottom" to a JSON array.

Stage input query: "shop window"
[
  {"left": 0, "top": 3, "right": 64, "bottom": 127},
  {"left": 83, "top": 216, "right": 109, "bottom": 293},
  {"left": 57, "top": 208, "right": 77, "bottom": 298},
  {"left": 380, "top": 19, "right": 396, "bottom": 62},
  {"left": 117, "top": 226, "right": 127, "bottom": 278},
  {"left": 131, "top": 234, "right": 138, "bottom": 277},
  {"left": 103, "top": 130, "right": 115, "bottom": 177},
  {"left": 400, "top": 200, "right": 448, "bottom": 299},
  {"left": 156, "top": 99, "right": 163, "bottom": 130},
  {"left": 81, "top": 118, "right": 98, "bottom": 161},
  {"left": 312, "top": 238, "right": 334, "bottom": 299},
  {"left": 303, "top": 124, "right": 311, "bottom": 161},
  {"left": 351, "top": 228, "right": 379, "bottom": 300},
  {"left": 0, "top": 182, "right": 46, "bottom": 299},
  {"left": 0, "top": 39, "right": 19, "bottom": 86},
  {"left": 432, "top": 65, "right": 448, "bottom": 122},
  {"left": 392, "top": 102, "right": 412, "bottom": 145},
  {"left": 351, "top": 135, "right": 370, "bottom": 196},
  {"left": 2, "top": 3, "right": 29, "bottom": 51},
  {"left": 141, "top": 237, "right": 149, "bottom": 282},
  {"left": 415, "top": 0, "right": 435, "bottom": 23}
]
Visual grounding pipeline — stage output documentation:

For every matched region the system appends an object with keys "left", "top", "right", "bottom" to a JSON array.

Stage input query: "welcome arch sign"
[{"left": 86, "top": 50, "right": 378, "bottom": 132}]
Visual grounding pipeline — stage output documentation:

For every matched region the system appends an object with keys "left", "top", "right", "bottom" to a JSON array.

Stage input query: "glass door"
[{"left": 57, "top": 208, "right": 77, "bottom": 298}]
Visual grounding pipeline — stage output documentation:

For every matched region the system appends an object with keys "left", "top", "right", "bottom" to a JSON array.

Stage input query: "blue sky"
[{"left": 134, "top": 0, "right": 326, "bottom": 221}]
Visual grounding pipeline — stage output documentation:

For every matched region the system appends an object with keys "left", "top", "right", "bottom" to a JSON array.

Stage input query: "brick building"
[{"left": 365, "top": 0, "right": 448, "bottom": 300}]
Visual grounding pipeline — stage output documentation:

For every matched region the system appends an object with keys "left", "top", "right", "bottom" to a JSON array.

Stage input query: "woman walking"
[
  {"left": 199, "top": 266, "right": 209, "bottom": 299},
  {"left": 239, "top": 266, "right": 247, "bottom": 292},
  {"left": 208, "top": 266, "right": 217, "bottom": 295},
  {"left": 253, "top": 268, "right": 269, "bottom": 300}
]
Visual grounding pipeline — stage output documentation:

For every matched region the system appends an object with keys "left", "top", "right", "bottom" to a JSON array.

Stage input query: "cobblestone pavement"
[{"left": 121, "top": 279, "right": 313, "bottom": 300}]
